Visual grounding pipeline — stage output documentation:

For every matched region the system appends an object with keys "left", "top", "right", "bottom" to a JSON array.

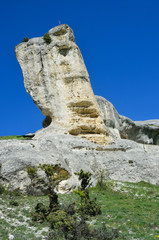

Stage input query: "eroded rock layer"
[
  {"left": 15, "top": 24, "right": 111, "bottom": 145},
  {"left": 96, "top": 95, "right": 159, "bottom": 145}
]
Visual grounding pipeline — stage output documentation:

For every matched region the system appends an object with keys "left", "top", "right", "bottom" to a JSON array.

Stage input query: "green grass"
[
  {"left": 0, "top": 135, "right": 31, "bottom": 140},
  {"left": 89, "top": 182, "right": 159, "bottom": 239},
  {"left": 0, "top": 181, "right": 159, "bottom": 239}
]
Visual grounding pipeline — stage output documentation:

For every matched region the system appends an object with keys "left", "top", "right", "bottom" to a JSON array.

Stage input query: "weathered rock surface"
[
  {"left": 96, "top": 95, "right": 121, "bottom": 129},
  {"left": 96, "top": 95, "right": 159, "bottom": 145},
  {"left": 15, "top": 24, "right": 112, "bottom": 145},
  {"left": 120, "top": 118, "right": 159, "bottom": 145},
  {"left": 0, "top": 134, "right": 159, "bottom": 194}
]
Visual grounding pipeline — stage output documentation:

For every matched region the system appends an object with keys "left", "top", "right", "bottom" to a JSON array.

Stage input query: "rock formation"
[
  {"left": 96, "top": 96, "right": 159, "bottom": 145},
  {"left": 0, "top": 24, "right": 159, "bottom": 194},
  {"left": 15, "top": 24, "right": 112, "bottom": 145},
  {"left": 0, "top": 134, "right": 159, "bottom": 194}
]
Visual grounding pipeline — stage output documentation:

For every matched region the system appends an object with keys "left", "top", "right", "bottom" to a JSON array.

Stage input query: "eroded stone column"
[{"left": 15, "top": 24, "right": 112, "bottom": 144}]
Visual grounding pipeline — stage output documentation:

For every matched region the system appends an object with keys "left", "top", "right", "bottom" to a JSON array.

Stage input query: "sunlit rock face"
[
  {"left": 96, "top": 95, "right": 159, "bottom": 145},
  {"left": 15, "top": 24, "right": 112, "bottom": 144}
]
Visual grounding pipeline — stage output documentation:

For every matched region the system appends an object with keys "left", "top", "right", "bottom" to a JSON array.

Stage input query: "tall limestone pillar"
[{"left": 15, "top": 24, "right": 113, "bottom": 145}]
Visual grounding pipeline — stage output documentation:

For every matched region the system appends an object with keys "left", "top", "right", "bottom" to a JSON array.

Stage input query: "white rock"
[
  {"left": 8, "top": 234, "right": 14, "bottom": 240},
  {"left": 15, "top": 24, "right": 112, "bottom": 145},
  {"left": 96, "top": 95, "right": 159, "bottom": 145},
  {"left": 0, "top": 134, "right": 159, "bottom": 194}
]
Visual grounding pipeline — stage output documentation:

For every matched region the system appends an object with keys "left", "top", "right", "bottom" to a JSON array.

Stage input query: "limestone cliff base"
[{"left": 0, "top": 134, "right": 159, "bottom": 194}]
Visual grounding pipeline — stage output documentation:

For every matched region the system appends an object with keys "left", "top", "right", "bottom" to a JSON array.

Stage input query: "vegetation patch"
[
  {"left": 22, "top": 37, "right": 29, "bottom": 42},
  {"left": 0, "top": 135, "right": 32, "bottom": 140},
  {"left": 43, "top": 33, "right": 52, "bottom": 44},
  {"left": 26, "top": 166, "right": 37, "bottom": 179},
  {"left": 74, "top": 169, "right": 101, "bottom": 217},
  {"left": 0, "top": 177, "right": 159, "bottom": 239}
]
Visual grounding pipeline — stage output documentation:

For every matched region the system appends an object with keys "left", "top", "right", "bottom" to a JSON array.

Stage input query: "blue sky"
[{"left": 1, "top": 0, "right": 159, "bottom": 136}]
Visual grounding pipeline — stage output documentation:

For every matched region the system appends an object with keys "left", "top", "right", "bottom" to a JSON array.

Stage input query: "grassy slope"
[
  {"left": 0, "top": 181, "right": 159, "bottom": 239},
  {"left": 0, "top": 135, "right": 31, "bottom": 140}
]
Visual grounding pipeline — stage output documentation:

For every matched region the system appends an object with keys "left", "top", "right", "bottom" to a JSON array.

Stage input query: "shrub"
[
  {"left": 0, "top": 184, "right": 5, "bottom": 195},
  {"left": 43, "top": 33, "right": 52, "bottom": 44},
  {"left": 39, "top": 164, "right": 55, "bottom": 178},
  {"left": 35, "top": 202, "right": 49, "bottom": 215},
  {"left": 9, "top": 200, "right": 19, "bottom": 206},
  {"left": 47, "top": 210, "right": 75, "bottom": 231},
  {"left": 79, "top": 197, "right": 101, "bottom": 216},
  {"left": 31, "top": 168, "right": 121, "bottom": 239},
  {"left": 90, "top": 223, "right": 119, "bottom": 240},
  {"left": 32, "top": 164, "right": 70, "bottom": 222},
  {"left": 48, "top": 217, "right": 119, "bottom": 240},
  {"left": 61, "top": 202, "right": 76, "bottom": 216},
  {"left": 95, "top": 168, "right": 109, "bottom": 190},
  {"left": 40, "top": 164, "right": 70, "bottom": 209},
  {"left": 22, "top": 37, "right": 29, "bottom": 42},
  {"left": 75, "top": 169, "right": 92, "bottom": 190},
  {"left": 32, "top": 203, "right": 49, "bottom": 222},
  {"left": 74, "top": 169, "right": 101, "bottom": 217},
  {"left": 39, "top": 164, "right": 70, "bottom": 182},
  {"left": 48, "top": 216, "right": 88, "bottom": 240},
  {"left": 39, "top": 164, "right": 70, "bottom": 211},
  {"left": 26, "top": 166, "right": 37, "bottom": 179}
]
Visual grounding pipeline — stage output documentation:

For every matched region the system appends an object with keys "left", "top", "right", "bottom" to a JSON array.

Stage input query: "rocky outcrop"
[
  {"left": 16, "top": 24, "right": 159, "bottom": 146},
  {"left": 0, "top": 98, "right": 159, "bottom": 193},
  {"left": 0, "top": 134, "right": 159, "bottom": 194},
  {"left": 120, "top": 118, "right": 159, "bottom": 145},
  {"left": 96, "top": 95, "right": 121, "bottom": 129},
  {"left": 96, "top": 96, "right": 159, "bottom": 145},
  {"left": 15, "top": 24, "right": 112, "bottom": 145}
]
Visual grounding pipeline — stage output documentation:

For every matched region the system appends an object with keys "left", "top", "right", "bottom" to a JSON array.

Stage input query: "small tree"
[
  {"left": 32, "top": 164, "right": 70, "bottom": 222},
  {"left": 75, "top": 169, "right": 92, "bottom": 191},
  {"left": 74, "top": 169, "right": 101, "bottom": 217},
  {"left": 95, "top": 168, "right": 109, "bottom": 190},
  {"left": 39, "top": 164, "right": 70, "bottom": 211}
]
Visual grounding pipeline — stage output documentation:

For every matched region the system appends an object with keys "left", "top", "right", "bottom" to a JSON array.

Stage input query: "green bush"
[
  {"left": 61, "top": 202, "right": 76, "bottom": 216},
  {"left": 39, "top": 164, "right": 70, "bottom": 211},
  {"left": 48, "top": 217, "right": 119, "bottom": 240},
  {"left": 32, "top": 164, "right": 71, "bottom": 223},
  {"left": 26, "top": 166, "right": 37, "bottom": 179},
  {"left": 9, "top": 200, "right": 19, "bottom": 206},
  {"left": 32, "top": 203, "right": 49, "bottom": 222},
  {"left": 79, "top": 197, "right": 101, "bottom": 216},
  {"left": 43, "top": 33, "right": 52, "bottom": 44},
  {"left": 22, "top": 37, "right": 29, "bottom": 42},
  {"left": 75, "top": 169, "right": 92, "bottom": 190},
  {"left": 39, "top": 164, "right": 70, "bottom": 181},
  {"left": 30, "top": 168, "right": 122, "bottom": 239},
  {"left": 95, "top": 168, "right": 109, "bottom": 190},
  {"left": 0, "top": 184, "right": 5, "bottom": 195},
  {"left": 74, "top": 169, "right": 101, "bottom": 217},
  {"left": 47, "top": 210, "right": 75, "bottom": 230}
]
